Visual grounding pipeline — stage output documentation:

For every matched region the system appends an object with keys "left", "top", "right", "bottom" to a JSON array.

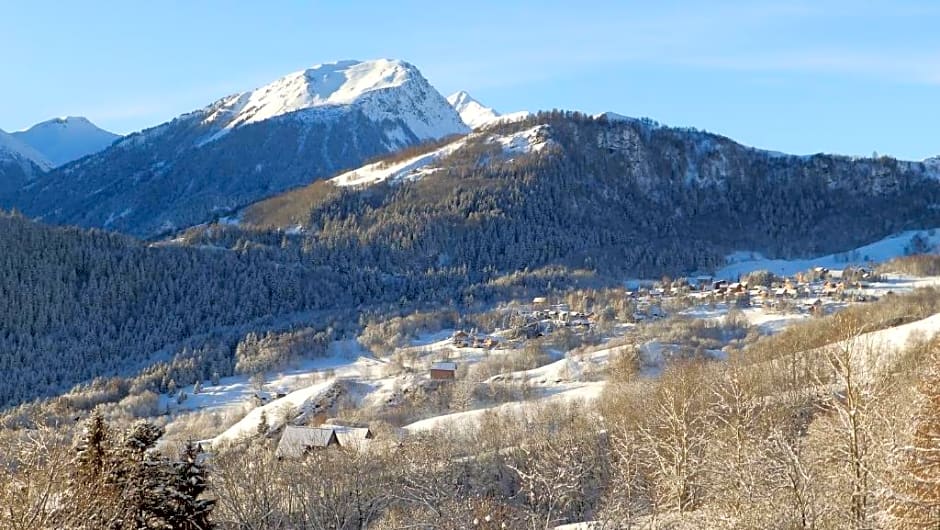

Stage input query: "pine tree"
[
  {"left": 113, "top": 421, "right": 167, "bottom": 529},
  {"left": 257, "top": 410, "right": 270, "bottom": 439},
  {"left": 74, "top": 409, "right": 111, "bottom": 481},
  {"left": 64, "top": 409, "right": 117, "bottom": 528},
  {"left": 159, "top": 441, "right": 215, "bottom": 530},
  {"left": 884, "top": 348, "right": 940, "bottom": 528}
]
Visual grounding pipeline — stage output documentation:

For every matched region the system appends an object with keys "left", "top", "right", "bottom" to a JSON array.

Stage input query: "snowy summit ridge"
[{"left": 202, "top": 59, "right": 468, "bottom": 143}]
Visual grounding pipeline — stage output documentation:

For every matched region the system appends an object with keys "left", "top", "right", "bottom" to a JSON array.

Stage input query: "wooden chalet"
[{"left": 430, "top": 361, "right": 458, "bottom": 380}]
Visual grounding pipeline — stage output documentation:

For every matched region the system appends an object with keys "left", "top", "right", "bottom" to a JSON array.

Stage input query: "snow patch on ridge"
[
  {"left": 331, "top": 124, "right": 553, "bottom": 188},
  {"left": 490, "top": 124, "right": 552, "bottom": 154},
  {"left": 331, "top": 137, "right": 469, "bottom": 187}
]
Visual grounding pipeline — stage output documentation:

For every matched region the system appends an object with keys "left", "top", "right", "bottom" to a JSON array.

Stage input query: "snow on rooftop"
[
  {"left": 276, "top": 425, "right": 337, "bottom": 457},
  {"left": 431, "top": 361, "right": 457, "bottom": 371}
]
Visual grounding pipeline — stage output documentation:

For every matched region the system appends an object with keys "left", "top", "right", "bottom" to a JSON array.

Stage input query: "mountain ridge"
[{"left": 199, "top": 111, "right": 940, "bottom": 279}]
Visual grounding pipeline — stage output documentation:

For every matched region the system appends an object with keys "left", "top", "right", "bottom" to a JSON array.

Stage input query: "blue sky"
[{"left": 2, "top": 1, "right": 938, "bottom": 159}]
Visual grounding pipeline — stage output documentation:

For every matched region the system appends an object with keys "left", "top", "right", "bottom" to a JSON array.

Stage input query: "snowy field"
[{"left": 717, "top": 228, "right": 940, "bottom": 279}]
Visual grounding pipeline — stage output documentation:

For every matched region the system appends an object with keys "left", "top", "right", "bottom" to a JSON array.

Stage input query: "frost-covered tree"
[{"left": 884, "top": 347, "right": 940, "bottom": 528}]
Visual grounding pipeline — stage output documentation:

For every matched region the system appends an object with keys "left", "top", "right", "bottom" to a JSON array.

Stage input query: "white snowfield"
[
  {"left": 838, "top": 311, "right": 940, "bottom": 380},
  {"left": 402, "top": 382, "right": 605, "bottom": 433},
  {"left": 717, "top": 228, "right": 940, "bottom": 279},
  {"left": 486, "top": 356, "right": 583, "bottom": 386},
  {"left": 201, "top": 59, "right": 468, "bottom": 143},
  {"left": 491, "top": 124, "right": 552, "bottom": 154},
  {"left": 331, "top": 137, "right": 468, "bottom": 187}
]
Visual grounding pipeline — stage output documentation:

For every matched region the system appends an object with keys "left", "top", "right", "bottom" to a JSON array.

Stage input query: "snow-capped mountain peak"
[
  {"left": 12, "top": 116, "right": 120, "bottom": 167},
  {"left": 447, "top": 91, "right": 500, "bottom": 129},
  {"left": 202, "top": 59, "right": 468, "bottom": 143},
  {"left": 447, "top": 90, "right": 532, "bottom": 129}
]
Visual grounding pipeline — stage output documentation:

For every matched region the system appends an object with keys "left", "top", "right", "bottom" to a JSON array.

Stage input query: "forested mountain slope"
[
  {"left": 0, "top": 210, "right": 576, "bottom": 412},
  {"left": 0, "top": 212, "right": 343, "bottom": 408},
  {"left": 187, "top": 111, "right": 940, "bottom": 278}
]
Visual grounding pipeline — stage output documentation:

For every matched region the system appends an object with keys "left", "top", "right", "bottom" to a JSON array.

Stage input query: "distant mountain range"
[
  {"left": 0, "top": 59, "right": 468, "bottom": 237},
  {"left": 0, "top": 56, "right": 938, "bottom": 260}
]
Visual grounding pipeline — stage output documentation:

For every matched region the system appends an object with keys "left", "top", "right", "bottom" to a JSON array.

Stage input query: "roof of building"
[
  {"left": 431, "top": 362, "right": 457, "bottom": 372},
  {"left": 333, "top": 426, "right": 373, "bottom": 447},
  {"left": 275, "top": 426, "right": 338, "bottom": 458}
]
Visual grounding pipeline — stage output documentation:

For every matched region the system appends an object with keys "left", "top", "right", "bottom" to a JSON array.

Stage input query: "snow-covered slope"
[
  {"left": 212, "top": 378, "right": 336, "bottom": 444},
  {"left": 0, "top": 129, "right": 52, "bottom": 170},
  {"left": 203, "top": 59, "right": 468, "bottom": 144},
  {"left": 447, "top": 90, "right": 530, "bottom": 129},
  {"left": 331, "top": 136, "right": 469, "bottom": 187},
  {"left": 717, "top": 228, "right": 940, "bottom": 279},
  {"left": 13, "top": 117, "right": 119, "bottom": 167},
  {"left": 402, "top": 383, "right": 604, "bottom": 433}
]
